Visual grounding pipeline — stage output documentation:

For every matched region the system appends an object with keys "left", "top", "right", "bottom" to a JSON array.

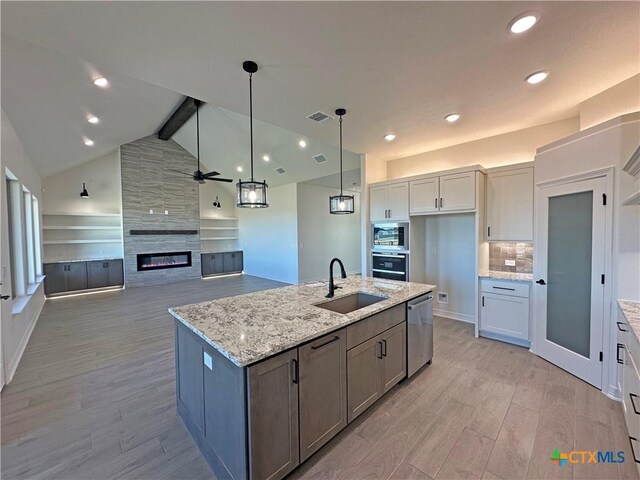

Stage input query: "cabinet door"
[
  {"left": 87, "top": 261, "right": 109, "bottom": 289},
  {"left": 65, "top": 262, "right": 88, "bottom": 292},
  {"left": 623, "top": 348, "right": 640, "bottom": 446},
  {"left": 486, "top": 167, "right": 533, "bottom": 241},
  {"left": 347, "top": 335, "right": 382, "bottom": 423},
  {"left": 203, "top": 254, "right": 224, "bottom": 275},
  {"left": 370, "top": 186, "right": 389, "bottom": 222},
  {"left": 410, "top": 178, "right": 439, "bottom": 214},
  {"left": 43, "top": 263, "right": 67, "bottom": 295},
  {"left": 248, "top": 349, "right": 299, "bottom": 480},
  {"left": 233, "top": 251, "right": 243, "bottom": 272},
  {"left": 480, "top": 293, "right": 529, "bottom": 341},
  {"left": 439, "top": 172, "right": 476, "bottom": 212},
  {"left": 381, "top": 322, "right": 407, "bottom": 393},
  {"left": 388, "top": 183, "right": 409, "bottom": 221},
  {"left": 175, "top": 323, "right": 204, "bottom": 432},
  {"left": 224, "top": 252, "right": 243, "bottom": 273},
  {"left": 298, "top": 329, "right": 347, "bottom": 461},
  {"left": 106, "top": 260, "right": 124, "bottom": 286}
]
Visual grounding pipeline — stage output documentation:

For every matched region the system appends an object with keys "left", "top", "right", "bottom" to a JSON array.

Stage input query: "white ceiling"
[{"left": 2, "top": 1, "right": 639, "bottom": 176}]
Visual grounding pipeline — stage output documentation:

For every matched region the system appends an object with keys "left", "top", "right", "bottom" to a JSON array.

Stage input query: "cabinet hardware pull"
[
  {"left": 482, "top": 296, "right": 484, "bottom": 307},
  {"left": 492, "top": 286, "right": 515, "bottom": 291},
  {"left": 291, "top": 359, "right": 298, "bottom": 384},
  {"left": 382, "top": 339, "right": 387, "bottom": 357},
  {"left": 311, "top": 336, "right": 339, "bottom": 350},
  {"left": 377, "top": 341, "right": 383, "bottom": 359},
  {"left": 631, "top": 393, "right": 640, "bottom": 415},
  {"left": 617, "top": 343, "right": 625, "bottom": 364},
  {"left": 439, "top": 198, "right": 443, "bottom": 208},
  {"left": 488, "top": 226, "right": 491, "bottom": 237},
  {"left": 617, "top": 321, "right": 628, "bottom": 332},
  {"left": 435, "top": 198, "right": 438, "bottom": 209},
  {"left": 630, "top": 437, "right": 640, "bottom": 463},
  {"left": 408, "top": 297, "right": 433, "bottom": 310}
]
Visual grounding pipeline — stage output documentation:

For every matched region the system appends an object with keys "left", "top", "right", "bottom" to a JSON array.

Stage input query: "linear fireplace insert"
[{"left": 137, "top": 251, "right": 192, "bottom": 271}]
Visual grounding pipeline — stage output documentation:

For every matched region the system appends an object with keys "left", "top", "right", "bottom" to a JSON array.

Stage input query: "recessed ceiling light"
[
  {"left": 384, "top": 133, "right": 396, "bottom": 142},
  {"left": 237, "top": 166, "right": 243, "bottom": 172},
  {"left": 525, "top": 71, "right": 549, "bottom": 85},
  {"left": 509, "top": 14, "right": 539, "bottom": 34},
  {"left": 87, "top": 115, "right": 99, "bottom": 124},
  {"left": 445, "top": 113, "right": 461, "bottom": 123},
  {"left": 84, "top": 138, "right": 95, "bottom": 146},
  {"left": 298, "top": 140, "right": 307, "bottom": 148},
  {"left": 93, "top": 77, "right": 108, "bottom": 88},
  {"left": 263, "top": 155, "right": 270, "bottom": 162}
]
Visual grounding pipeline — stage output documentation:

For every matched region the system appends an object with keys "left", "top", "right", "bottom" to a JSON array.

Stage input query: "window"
[
  {"left": 32, "top": 197, "right": 42, "bottom": 276},
  {"left": 24, "top": 189, "right": 35, "bottom": 284},
  {"left": 6, "top": 172, "right": 25, "bottom": 298}
]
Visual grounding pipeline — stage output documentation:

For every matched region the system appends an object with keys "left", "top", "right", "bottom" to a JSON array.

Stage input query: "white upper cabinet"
[
  {"left": 369, "top": 183, "right": 408, "bottom": 222},
  {"left": 438, "top": 172, "right": 476, "bottom": 212},
  {"left": 486, "top": 167, "right": 533, "bottom": 241},
  {"left": 409, "top": 178, "right": 439, "bottom": 214}
]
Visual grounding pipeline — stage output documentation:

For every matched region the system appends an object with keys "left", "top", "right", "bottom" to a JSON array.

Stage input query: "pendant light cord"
[
  {"left": 196, "top": 101, "right": 201, "bottom": 172},
  {"left": 249, "top": 72, "right": 254, "bottom": 182},
  {"left": 339, "top": 114, "right": 343, "bottom": 195}
]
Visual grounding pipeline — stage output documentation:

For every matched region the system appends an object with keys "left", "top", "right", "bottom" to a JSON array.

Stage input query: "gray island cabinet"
[{"left": 169, "top": 277, "right": 434, "bottom": 480}]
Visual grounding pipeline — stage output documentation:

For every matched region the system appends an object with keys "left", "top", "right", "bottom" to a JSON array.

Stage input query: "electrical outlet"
[
  {"left": 164, "top": 210, "right": 169, "bottom": 215},
  {"left": 438, "top": 292, "right": 449, "bottom": 304},
  {"left": 149, "top": 209, "right": 153, "bottom": 214},
  {"left": 505, "top": 259, "right": 516, "bottom": 266}
]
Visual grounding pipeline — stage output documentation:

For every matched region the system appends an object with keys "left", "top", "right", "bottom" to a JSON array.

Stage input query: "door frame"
[{"left": 531, "top": 166, "right": 614, "bottom": 391}]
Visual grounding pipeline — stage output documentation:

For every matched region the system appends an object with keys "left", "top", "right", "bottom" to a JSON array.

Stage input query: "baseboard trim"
[
  {"left": 604, "top": 383, "right": 621, "bottom": 402},
  {"left": 6, "top": 293, "right": 45, "bottom": 384},
  {"left": 434, "top": 309, "right": 475, "bottom": 324},
  {"left": 479, "top": 329, "right": 531, "bottom": 348}
]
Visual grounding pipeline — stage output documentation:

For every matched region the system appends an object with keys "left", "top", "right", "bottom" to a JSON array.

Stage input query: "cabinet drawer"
[
  {"left": 347, "top": 304, "right": 405, "bottom": 350},
  {"left": 624, "top": 346, "right": 640, "bottom": 442},
  {"left": 480, "top": 279, "right": 529, "bottom": 298}
]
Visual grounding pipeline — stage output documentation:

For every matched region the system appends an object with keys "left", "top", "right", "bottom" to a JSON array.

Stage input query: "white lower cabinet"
[
  {"left": 479, "top": 279, "right": 530, "bottom": 346},
  {"left": 619, "top": 311, "right": 640, "bottom": 475}
]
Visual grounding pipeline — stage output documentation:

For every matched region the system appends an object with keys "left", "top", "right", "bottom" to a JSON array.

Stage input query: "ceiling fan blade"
[
  {"left": 168, "top": 169, "right": 195, "bottom": 178},
  {"left": 203, "top": 171, "right": 221, "bottom": 178},
  {"left": 205, "top": 177, "right": 234, "bottom": 183}
]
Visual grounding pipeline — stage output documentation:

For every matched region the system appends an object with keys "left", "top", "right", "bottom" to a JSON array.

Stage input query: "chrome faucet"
[{"left": 326, "top": 258, "right": 347, "bottom": 298}]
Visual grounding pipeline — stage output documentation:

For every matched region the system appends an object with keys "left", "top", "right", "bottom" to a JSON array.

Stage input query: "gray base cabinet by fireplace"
[
  {"left": 44, "top": 259, "right": 123, "bottom": 296},
  {"left": 201, "top": 251, "right": 243, "bottom": 277},
  {"left": 174, "top": 305, "right": 406, "bottom": 480}
]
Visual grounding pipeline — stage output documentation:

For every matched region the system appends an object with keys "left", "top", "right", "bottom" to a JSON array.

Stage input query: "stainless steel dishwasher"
[{"left": 407, "top": 293, "right": 434, "bottom": 377}]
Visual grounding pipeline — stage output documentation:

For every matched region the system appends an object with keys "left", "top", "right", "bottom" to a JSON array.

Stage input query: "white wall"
[
  {"left": 238, "top": 183, "right": 299, "bottom": 284},
  {"left": 42, "top": 149, "right": 121, "bottom": 214},
  {"left": 1, "top": 108, "right": 45, "bottom": 388},
  {"left": 296, "top": 183, "right": 361, "bottom": 282},
  {"left": 199, "top": 184, "right": 236, "bottom": 220},
  {"left": 580, "top": 75, "right": 640, "bottom": 131},
  {"left": 423, "top": 213, "right": 477, "bottom": 322},
  {"left": 385, "top": 117, "right": 580, "bottom": 179}
]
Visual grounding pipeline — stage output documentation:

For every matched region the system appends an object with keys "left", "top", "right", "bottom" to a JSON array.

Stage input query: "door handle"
[
  {"left": 535, "top": 279, "right": 546, "bottom": 285},
  {"left": 0, "top": 295, "right": 9, "bottom": 300},
  {"left": 617, "top": 343, "right": 625, "bottom": 364},
  {"left": 382, "top": 339, "right": 387, "bottom": 357}
]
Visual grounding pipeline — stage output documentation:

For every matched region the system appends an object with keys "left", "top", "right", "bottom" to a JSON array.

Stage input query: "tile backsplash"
[{"left": 489, "top": 242, "right": 533, "bottom": 273}]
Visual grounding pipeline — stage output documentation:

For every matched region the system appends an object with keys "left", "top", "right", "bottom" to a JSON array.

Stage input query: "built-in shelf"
[
  {"left": 43, "top": 226, "right": 121, "bottom": 230},
  {"left": 201, "top": 216, "right": 238, "bottom": 221},
  {"left": 622, "top": 191, "right": 640, "bottom": 206},
  {"left": 43, "top": 239, "right": 122, "bottom": 245},
  {"left": 43, "top": 212, "right": 121, "bottom": 217},
  {"left": 201, "top": 237, "right": 239, "bottom": 241},
  {"left": 200, "top": 227, "right": 239, "bottom": 231},
  {"left": 623, "top": 146, "right": 640, "bottom": 177}
]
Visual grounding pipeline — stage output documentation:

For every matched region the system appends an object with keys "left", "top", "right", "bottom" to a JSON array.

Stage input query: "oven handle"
[
  {"left": 372, "top": 253, "right": 406, "bottom": 258},
  {"left": 372, "top": 269, "right": 405, "bottom": 275}
]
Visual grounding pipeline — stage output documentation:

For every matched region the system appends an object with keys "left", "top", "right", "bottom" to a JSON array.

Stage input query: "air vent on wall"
[
  {"left": 313, "top": 154, "right": 328, "bottom": 164},
  {"left": 307, "top": 111, "right": 332, "bottom": 123},
  {"left": 275, "top": 167, "right": 286, "bottom": 175}
]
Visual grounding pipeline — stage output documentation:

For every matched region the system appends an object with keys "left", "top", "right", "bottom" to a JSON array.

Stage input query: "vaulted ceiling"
[{"left": 2, "top": 1, "right": 638, "bottom": 178}]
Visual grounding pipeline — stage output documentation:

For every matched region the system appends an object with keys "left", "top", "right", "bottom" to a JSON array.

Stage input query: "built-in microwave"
[
  {"left": 372, "top": 223, "right": 408, "bottom": 251},
  {"left": 371, "top": 252, "right": 408, "bottom": 281}
]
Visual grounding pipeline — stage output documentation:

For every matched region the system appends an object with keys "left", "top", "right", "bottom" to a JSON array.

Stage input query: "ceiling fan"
[{"left": 170, "top": 99, "right": 233, "bottom": 184}]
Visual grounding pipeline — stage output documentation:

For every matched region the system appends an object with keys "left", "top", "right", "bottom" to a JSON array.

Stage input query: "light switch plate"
[
  {"left": 203, "top": 352, "right": 213, "bottom": 370},
  {"left": 505, "top": 259, "right": 516, "bottom": 266}
]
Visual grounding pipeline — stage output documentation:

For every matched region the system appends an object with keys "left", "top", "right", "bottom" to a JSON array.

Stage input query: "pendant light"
[
  {"left": 80, "top": 182, "right": 90, "bottom": 199},
  {"left": 237, "top": 61, "right": 268, "bottom": 208},
  {"left": 329, "top": 108, "right": 354, "bottom": 214}
]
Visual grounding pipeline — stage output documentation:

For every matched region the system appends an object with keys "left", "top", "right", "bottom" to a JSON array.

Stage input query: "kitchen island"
[{"left": 169, "top": 276, "right": 435, "bottom": 480}]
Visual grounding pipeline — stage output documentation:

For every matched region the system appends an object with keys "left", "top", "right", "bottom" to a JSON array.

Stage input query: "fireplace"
[{"left": 137, "top": 251, "right": 192, "bottom": 271}]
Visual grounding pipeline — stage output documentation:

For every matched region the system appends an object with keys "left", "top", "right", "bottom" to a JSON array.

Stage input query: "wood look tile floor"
[{"left": 1, "top": 275, "right": 636, "bottom": 480}]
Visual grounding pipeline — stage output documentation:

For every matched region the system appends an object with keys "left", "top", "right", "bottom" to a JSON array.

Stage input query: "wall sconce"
[
  {"left": 80, "top": 182, "right": 90, "bottom": 199},
  {"left": 213, "top": 196, "right": 222, "bottom": 209}
]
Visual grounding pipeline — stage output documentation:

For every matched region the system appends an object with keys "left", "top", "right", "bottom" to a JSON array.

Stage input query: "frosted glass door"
[
  {"left": 546, "top": 191, "right": 593, "bottom": 358},
  {"left": 534, "top": 176, "right": 606, "bottom": 388}
]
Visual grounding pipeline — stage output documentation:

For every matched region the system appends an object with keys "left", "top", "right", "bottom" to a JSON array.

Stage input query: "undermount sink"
[{"left": 315, "top": 292, "right": 388, "bottom": 314}]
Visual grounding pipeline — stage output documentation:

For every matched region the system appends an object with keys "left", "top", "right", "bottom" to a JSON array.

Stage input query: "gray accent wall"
[{"left": 121, "top": 136, "right": 201, "bottom": 287}]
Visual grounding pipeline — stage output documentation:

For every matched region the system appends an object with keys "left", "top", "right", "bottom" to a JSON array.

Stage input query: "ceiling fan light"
[
  {"left": 329, "top": 194, "right": 355, "bottom": 214},
  {"left": 237, "top": 180, "right": 268, "bottom": 208}
]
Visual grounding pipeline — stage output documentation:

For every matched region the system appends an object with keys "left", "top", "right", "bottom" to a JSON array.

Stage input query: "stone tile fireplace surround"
[{"left": 121, "top": 136, "right": 202, "bottom": 287}]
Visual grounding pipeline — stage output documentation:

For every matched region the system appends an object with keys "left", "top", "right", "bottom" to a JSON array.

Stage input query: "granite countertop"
[
  {"left": 479, "top": 270, "right": 533, "bottom": 282},
  {"left": 619, "top": 300, "right": 640, "bottom": 341},
  {"left": 169, "top": 277, "right": 435, "bottom": 367}
]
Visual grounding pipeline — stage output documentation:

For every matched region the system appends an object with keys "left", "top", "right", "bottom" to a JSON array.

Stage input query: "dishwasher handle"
[{"left": 408, "top": 295, "right": 433, "bottom": 310}]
